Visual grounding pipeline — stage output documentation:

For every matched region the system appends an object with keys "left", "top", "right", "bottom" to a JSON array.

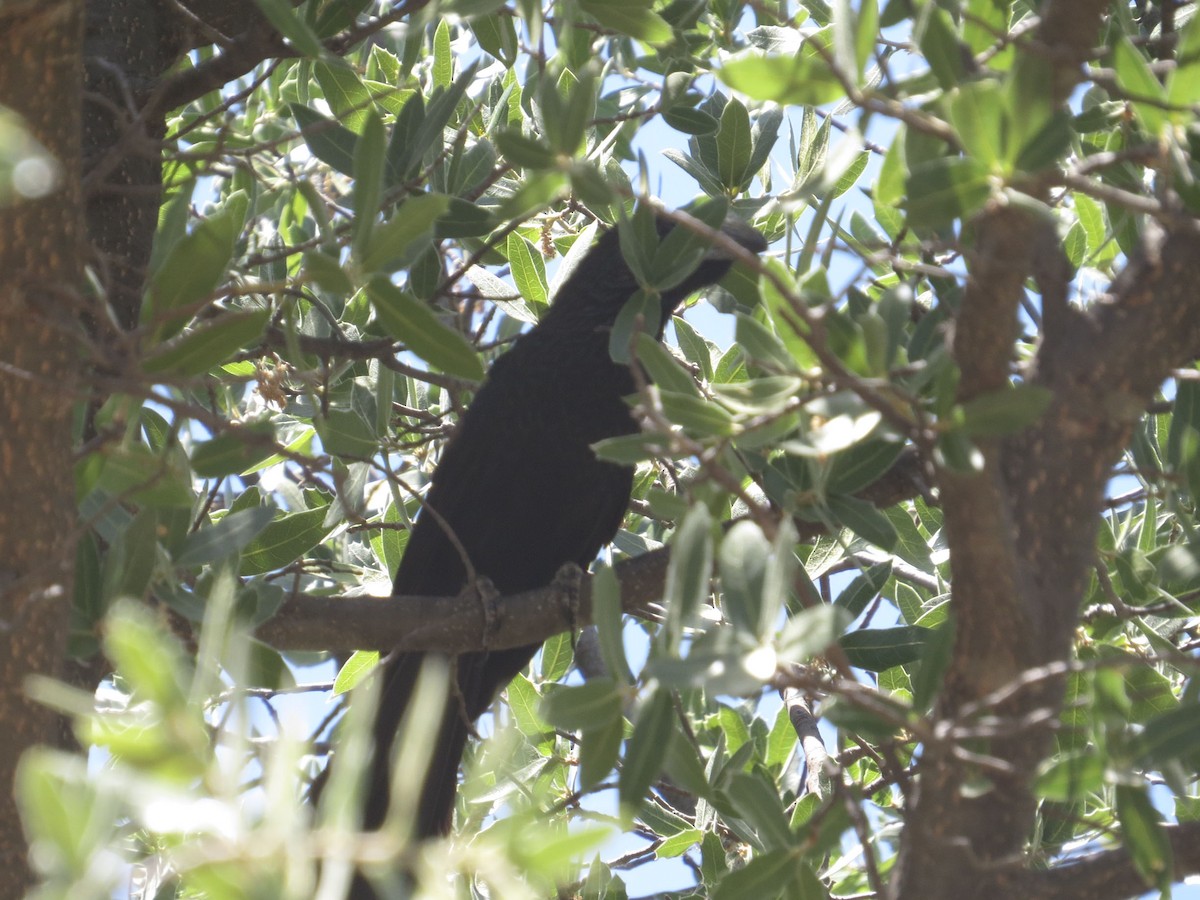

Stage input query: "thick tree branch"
[
  {"left": 255, "top": 450, "right": 926, "bottom": 653},
  {"left": 1013, "top": 821, "right": 1200, "bottom": 900}
]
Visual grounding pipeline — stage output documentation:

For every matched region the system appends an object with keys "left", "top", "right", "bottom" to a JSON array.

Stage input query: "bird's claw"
[
  {"left": 552, "top": 562, "right": 584, "bottom": 649},
  {"left": 474, "top": 575, "right": 500, "bottom": 649}
]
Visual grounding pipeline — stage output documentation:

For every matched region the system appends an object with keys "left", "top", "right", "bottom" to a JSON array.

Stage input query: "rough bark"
[
  {"left": 889, "top": 0, "right": 1200, "bottom": 886},
  {"left": 0, "top": 3, "right": 86, "bottom": 895}
]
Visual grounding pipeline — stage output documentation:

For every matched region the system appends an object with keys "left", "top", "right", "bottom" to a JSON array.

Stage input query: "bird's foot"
[{"left": 474, "top": 575, "right": 501, "bottom": 649}]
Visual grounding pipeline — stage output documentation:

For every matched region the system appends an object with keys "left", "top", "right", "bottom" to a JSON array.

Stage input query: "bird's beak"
[{"left": 706, "top": 213, "right": 768, "bottom": 260}]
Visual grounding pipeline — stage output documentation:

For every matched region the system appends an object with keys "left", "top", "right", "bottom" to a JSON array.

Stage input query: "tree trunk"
[{"left": 0, "top": 3, "right": 85, "bottom": 895}]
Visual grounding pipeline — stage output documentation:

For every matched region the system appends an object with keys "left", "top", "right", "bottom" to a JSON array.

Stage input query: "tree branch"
[
  {"left": 1013, "top": 821, "right": 1200, "bottom": 900},
  {"left": 254, "top": 450, "right": 926, "bottom": 653}
]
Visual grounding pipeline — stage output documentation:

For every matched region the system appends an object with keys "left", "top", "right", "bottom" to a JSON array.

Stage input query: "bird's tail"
[{"left": 365, "top": 650, "right": 470, "bottom": 838}]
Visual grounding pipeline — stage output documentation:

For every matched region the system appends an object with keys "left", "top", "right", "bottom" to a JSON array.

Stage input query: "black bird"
[{"left": 349, "top": 210, "right": 765, "bottom": 863}]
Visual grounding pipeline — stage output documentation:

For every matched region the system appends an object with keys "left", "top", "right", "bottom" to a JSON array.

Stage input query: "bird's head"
[{"left": 546, "top": 207, "right": 767, "bottom": 330}]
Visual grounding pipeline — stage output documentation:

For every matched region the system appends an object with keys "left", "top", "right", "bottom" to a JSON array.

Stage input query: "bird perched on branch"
[{"left": 337, "top": 207, "right": 765, "bottom": 887}]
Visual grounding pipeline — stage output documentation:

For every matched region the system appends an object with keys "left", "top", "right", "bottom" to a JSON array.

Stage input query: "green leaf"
[
  {"left": 539, "top": 632, "right": 574, "bottom": 683},
  {"left": 716, "top": 99, "right": 754, "bottom": 191},
  {"left": 840, "top": 625, "right": 931, "bottom": 670},
  {"left": 660, "top": 390, "right": 737, "bottom": 437},
  {"left": 1014, "top": 111, "right": 1074, "bottom": 174},
  {"left": 662, "top": 106, "right": 719, "bottom": 135},
  {"left": 826, "top": 493, "right": 899, "bottom": 550},
  {"left": 1129, "top": 705, "right": 1200, "bottom": 766},
  {"left": 593, "top": 564, "right": 634, "bottom": 685},
  {"left": 94, "top": 444, "right": 194, "bottom": 509},
  {"left": 1112, "top": 35, "right": 1166, "bottom": 136},
  {"left": 664, "top": 505, "right": 714, "bottom": 651},
  {"left": 315, "top": 60, "right": 372, "bottom": 131},
  {"left": 472, "top": 13, "right": 519, "bottom": 64},
  {"left": 710, "top": 850, "right": 798, "bottom": 899},
  {"left": 432, "top": 18, "right": 453, "bottom": 87},
  {"left": 545, "top": 68, "right": 595, "bottom": 156},
  {"left": 360, "top": 192, "right": 449, "bottom": 273},
  {"left": 657, "top": 829, "right": 703, "bottom": 858},
  {"left": 647, "top": 198, "right": 731, "bottom": 291},
  {"left": 905, "top": 157, "right": 993, "bottom": 229},
  {"left": 505, "top": 233, "right": 549, "bottom": 308},
  {"left": 735, "top": 313, "right": 798, "bottom": 372},
  {"left": 578, "top": 0, "right": 672, "bottom": 42},
  {"left": 253, "top": 0, "right": 324, "bottom": 56},
  {"left": 719, "top": 521, "right": 771, "bottom": 638},
  {"left": 620, "top": 688, "right": 675, "bottom": 810},
  {"left": 947, "top": 81, "right": 1007, "bottom": 170},
  {"left": 1115, "top": 784, "right": 1173, "bottom": 892},
  {"left": 494, "top": 128, "right": 558, "bottom": 169},
  {"left": 506, "top": 673, "right": 551, "bottom": 737},
  {"left": 541, "top": 679, "right": 623, "bottom": 731},
  {"left": 778, "top": 604, "right": 852, "bottom": 664},
  {"left": 1035, "top": 752, "right": 1106, "bottom": 803},
  {"left": 143, "top": 309, "right": 269, "bottom": 377},
  {"left": 835, "top": 561, "right": 893, "bottom": 617},
  {"left": 725, "top": 771, "right": 794, "bottom": 850},
  {"left": 316, "top": 408, "right": 377, "bottom": 458},
  {"left": 146, "top": 193, "right": 247, "bottom": 331},
  {"left": 190, "top": 423, "right": 277, "bottom": 478},
  {"left": 826, "top": 439, "right": 903, "bottom": 494},
  {"left": 717, "top": 31, "right": 843, "bottom": 106},
  {"left": 920, "top": 7, "right": 967, "bottom": 90},
  {"left": 635, "top": 334, "right": 699, "bottom": 396},
  {"left": 333, "top": 650, "right": 379, "bottom": 694},
  {"left": 351, "top": 110, "right": 386, "bottom": 255},
  {"left": 367, "top": 278, "right": 484, "bottom": 381},
  {"left": 609, "top": 290, "right": 661, "bottom": 365},
  {"left": 436, "top": 197, "right": 496, "bottom": 239},
  {"left": 1167, "top": 5, "right": 1200, "bottom": 113},
  {"left": 240, "top": 507, "right": 332, "bottom": 575},
  {"left": 579, "top": 714, "right": 624, "bottom": 790},
  {"left": 291, "top": 103, "right": 357, "bottom": 175}
]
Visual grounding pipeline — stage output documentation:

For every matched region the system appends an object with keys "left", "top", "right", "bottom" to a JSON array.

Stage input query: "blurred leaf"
[
  {"left": 920, "top": 7, "right": 967, "bottom": 90},
  {"left": 254, "top": 0, "right": 324, "bottom": 56},
  {"left": 664, "top": 504, "right": 714, "bottom": 651},
  {"left": 594, "top": 564, "right": 634, "bottom": 685},
  {"left": 620, "top": 688, "right": 675, "bottom": 810},
  {"left": 360, "top": 192, "right": 449, "bottom": 273},
  {"left": 177, "top": 506, "right": 275, "bottom": 567},
  {"left": 1112, "top": 36, "right": 1166, "bottom": 136},
  {"left": 190, "top": 423, "right": 276, "bottom": 478},
  {"left": 1115, "top": 784, "right": 1173, "bottom": 892},
  {"left": 724, "top": 771, "right": 794, "bottom": 850},
  {"left": 578, "top": 0, "right": 672, "bottom": 42},
  {"left": 146, "top": 193, "right": 247, "bottom": 331},
  {"left": 144, "top": 309, "right": 269, "bottom": 377},
  {"left": 579, "top": 714, "right": 624, "bottom": 791},
  {"left": 718, "top": 31, "right": 843, "bottom": 106},
  {"left": 905, "top": 156, "right": 993, "bottom": 229},
  {"left": 541, "top": 679, "right": 623, "bottom": 731},
  {"left": 960, "top": 384, "right": 1053, "bottom": 437}
]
